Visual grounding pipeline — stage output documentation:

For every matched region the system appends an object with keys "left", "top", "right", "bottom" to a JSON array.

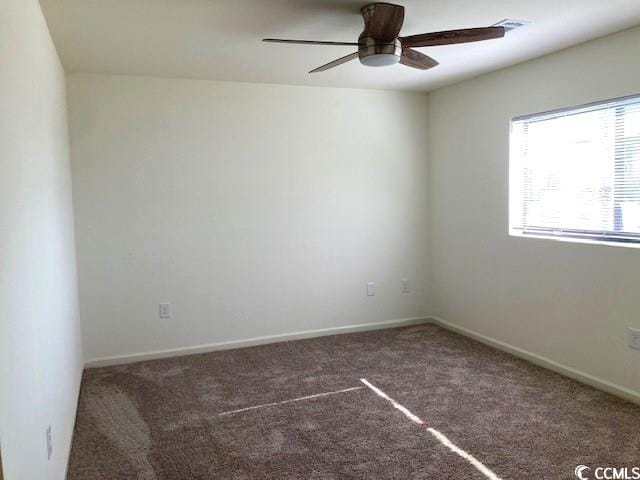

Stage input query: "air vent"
[{"left": 493, "top": 19, "right": 531, "bottom": 31}]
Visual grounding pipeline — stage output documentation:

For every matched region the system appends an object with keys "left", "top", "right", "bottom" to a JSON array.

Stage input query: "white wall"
[
  {"left": 429, "top": 26, "right": 640, "bottom": 395},
  {"left": 67, "top": 74, "right": 430, "bottom": 363},
  {"left": 0, "top": 1, "right": 83, "bottom": 479}
]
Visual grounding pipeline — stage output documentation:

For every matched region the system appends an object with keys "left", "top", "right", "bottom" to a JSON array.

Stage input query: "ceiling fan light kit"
[
  {"left": 263, "top": 2, "right": 508, "bottom": 74},
  {"left": 358, "top": 38, "right": 402, "bottom": 67}
]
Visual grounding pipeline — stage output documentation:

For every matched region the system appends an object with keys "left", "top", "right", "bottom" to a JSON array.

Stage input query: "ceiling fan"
[{"left": 263, "top": 2, "right": 506, "bottom": 73}]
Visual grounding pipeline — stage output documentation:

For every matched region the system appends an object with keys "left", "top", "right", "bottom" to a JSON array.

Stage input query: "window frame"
[{"left": 508, "top": 93, "right": 640, "bottom": 248}]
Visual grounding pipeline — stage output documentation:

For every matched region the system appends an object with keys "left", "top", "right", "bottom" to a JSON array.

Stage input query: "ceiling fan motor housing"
[
  {"left": 358, "top": 3, "right": 403, "bottom": 67},
  {"left": 358, "top": 36, "right": 401, "bottom": 67}
]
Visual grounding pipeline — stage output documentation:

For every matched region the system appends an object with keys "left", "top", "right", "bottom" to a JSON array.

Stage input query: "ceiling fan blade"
[
  {"left": 361, "top": 3, "right": 405, "bottom": 42},
  {"left": 263, "top": 38, "right": 360, "bottom": 46},
  {"left": 400, "top": 26, "right": 505, "bottom": 48},
  {"left": 309, "top": 52, "right": 359, "bottom": 73},
  {"left": 400, "top": 48, "right": 439, "bottom": 70}
]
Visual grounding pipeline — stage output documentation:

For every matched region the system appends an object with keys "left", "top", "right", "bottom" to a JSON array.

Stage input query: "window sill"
[{"left": 508, "top": 230, "right": 640, "bottom": 250}]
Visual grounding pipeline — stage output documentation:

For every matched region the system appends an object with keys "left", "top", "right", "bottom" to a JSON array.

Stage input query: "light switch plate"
[
  {"left": 46, "top": 425, "right": 52, "bottom": 460},
  {"left": 629, "top": 328, "right": 640, "bottom": 350},
  {"left": 159, "top": 303, "right": 171, "bottom": 318},
  {"left": 366, "top": 282, "right": 376, "bottom": 296}
]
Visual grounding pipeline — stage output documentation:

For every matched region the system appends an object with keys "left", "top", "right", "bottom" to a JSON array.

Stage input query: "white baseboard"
[
  {"left": 429, "top": 316, "right": 640, "bottom": 406},
  {"left": 64, "top": 366, "right": 84, "bottom": 480},
  {"left": 84, "top": 314, "right": 639, "bottom": 405},
  {"left": 85, "top": 316, "right": 430, "bottom": 368}
]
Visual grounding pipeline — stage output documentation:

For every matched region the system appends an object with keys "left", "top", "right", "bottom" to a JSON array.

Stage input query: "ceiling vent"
[{"left": 493, "top": 19, "right": 531, "bottom": 31}]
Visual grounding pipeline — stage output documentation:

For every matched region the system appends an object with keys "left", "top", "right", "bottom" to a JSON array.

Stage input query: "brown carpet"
[{"left": 67, "top": 324, "right": 640, "bottom": 479}]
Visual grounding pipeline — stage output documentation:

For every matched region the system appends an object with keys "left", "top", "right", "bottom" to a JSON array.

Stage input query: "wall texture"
[
  {"left": 428, "top": 26, "right": 640, "bottom": 396},
  {"left": 67, "top": 74, "right": 430, "bottom": 363},
  {"left": 0, "top": 1, "right": 83, "bottom": 479}
]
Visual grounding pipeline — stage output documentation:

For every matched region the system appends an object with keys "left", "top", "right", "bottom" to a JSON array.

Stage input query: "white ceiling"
[{"left": 40, "top": 0, "right": 640, "bottom": 92}]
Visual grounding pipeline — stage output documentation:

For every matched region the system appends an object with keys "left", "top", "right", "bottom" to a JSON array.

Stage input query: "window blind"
[{"left": 510, "top": 95, "right": 640, "bottom": 244}]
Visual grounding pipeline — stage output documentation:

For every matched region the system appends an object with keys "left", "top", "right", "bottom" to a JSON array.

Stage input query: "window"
[{"left": 510, "top": 95, "right": 640, "bottom": 246}]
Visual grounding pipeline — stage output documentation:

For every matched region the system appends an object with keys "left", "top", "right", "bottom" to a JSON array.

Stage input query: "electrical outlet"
[
  {"left": 401, "top": 278, "right": 410, "bottom": 293},
  {"left": 629, "top": 328, "right": 640, "bottom": 350},
  {"left": 46, "top": 425, "right": 52, "bottom": 460},
  {"left": 159, "top": 303, "right": 171, "bottom": 318},
  {"left": 366, "top": 282, "right": 376, "bottom": 296}
]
